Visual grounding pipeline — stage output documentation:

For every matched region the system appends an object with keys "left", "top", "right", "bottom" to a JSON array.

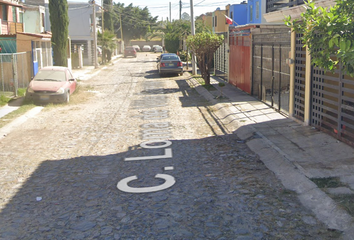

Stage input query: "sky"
[{"left": 72, "top": 0, "right": 243, "bottom": 21}]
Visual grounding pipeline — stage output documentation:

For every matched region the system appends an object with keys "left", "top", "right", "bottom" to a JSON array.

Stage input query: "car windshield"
[
  {"left": 34, "top": 70, "right": 66, "bottom": 82},
  {"left": 162, "top": 55, "right": 179, "bottom": 61}
]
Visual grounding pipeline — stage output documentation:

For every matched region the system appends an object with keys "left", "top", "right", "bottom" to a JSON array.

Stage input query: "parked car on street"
[
  {"left": 132, "top": 45, "right": 140, "bottom": 52},
  {"left": 25, "top": 66, "right": 77, "bottom": 104},
  {"left": 124, "top": 46, "right": 137, "bottom": 58},
  {"left": 154, "top": 46, "right": 163, "bottom": 53},
  {"left": 142, "top": 45, "right": 151, "bottom": 52},
  {"left": 152, "top": 45, "right": 161, "bottom": 51},
  {"left": 157, "top": 53, "right": 183, "bottom": 76}
]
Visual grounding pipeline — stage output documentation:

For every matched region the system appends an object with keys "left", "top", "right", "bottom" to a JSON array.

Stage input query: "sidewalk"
[
  {"left": 0, "top": 55, "right": 122, "bottom": 121},
  {"left": 188, "top": 75, "right": 354, "bottom": 238}
]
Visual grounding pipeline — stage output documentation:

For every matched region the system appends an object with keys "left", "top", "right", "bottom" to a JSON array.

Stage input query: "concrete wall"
[{"left": 23, "top": 6, "right": 45, "bottom": 33}]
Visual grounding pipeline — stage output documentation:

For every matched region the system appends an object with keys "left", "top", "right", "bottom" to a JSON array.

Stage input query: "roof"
[
  {"left": 0, "top": 0, "right": 23, "bottom": 7},
  {"left": 16, "top": 32, "right": 52, "bottom": 39}
]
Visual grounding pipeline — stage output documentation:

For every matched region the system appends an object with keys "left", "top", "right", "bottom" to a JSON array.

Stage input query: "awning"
[{"left": 0, "top": 0, "right": 23, "bottom": 7}]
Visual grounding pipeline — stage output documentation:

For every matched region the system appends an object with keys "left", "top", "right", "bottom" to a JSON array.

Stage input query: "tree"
[
  {"left": 285, "top": 0, "right": 354, "bottom": 75},
  {"left": 187, "top": 32, "right": 224, "bottom": 85},
  {"left": 49, "top": 0, "right": 69, "bottom": 66},
  {"left": 98, "top": 30, "right": 116, "bottom": 64},
  {"left": 103, "top": 0, "right": 114, "bottom": 62},
  {"left": 113, "top": 3, "right": 158, "bottom": 44},
  {"left": 181, "top": 12, "right": 190, "bottom": 21},
  {"left": 163, "top": 20, "right": 190, "bottom": 53}
]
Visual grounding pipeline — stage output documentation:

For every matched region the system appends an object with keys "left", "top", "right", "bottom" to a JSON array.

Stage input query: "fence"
[{"left": 0, "top": 52, "right": 32, "bottom": 97}]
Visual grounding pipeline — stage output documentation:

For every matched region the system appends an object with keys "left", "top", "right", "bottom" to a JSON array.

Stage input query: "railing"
[
  {"left": 1, "top": 21, "right": 23, "bottom": 34},
  {"left": 266, "top": 0, "right": 305, "bottom": 13}
]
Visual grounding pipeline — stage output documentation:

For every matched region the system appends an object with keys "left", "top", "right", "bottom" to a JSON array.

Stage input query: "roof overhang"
[
  {"left": 263, "top": 0, "right": 335, "bottom": 23},
  {"left": 17, "top": 32, "right": 52, "bottom": 40},
  {"left": 0, "top": 0, "right": 23, "bottom": 7}
]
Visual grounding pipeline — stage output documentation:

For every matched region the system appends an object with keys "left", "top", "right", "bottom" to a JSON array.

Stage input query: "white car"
[
  {"left": 142, "top": 45, "right": 151, "bottom": 52},
  {"left": 132, "top": 45, "right": 140, "bottom": 52}
]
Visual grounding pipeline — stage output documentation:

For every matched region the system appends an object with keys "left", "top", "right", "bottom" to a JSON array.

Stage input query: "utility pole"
[
  {"left": 120, "top": 13, "right": 124, "bottom": 53},
  {"left": 92, "top": 0, "right": 98, "bottom": 68},
  {"left": 101, "top": 0, "right": 104, "bottom": 32},
  {"left": 190, "top": 0, "right": 196, "bottom": 75},
  {"left": 169, "top": 2, "right": 172, "bottom": 22},
  {"left": 179, "top": 0, "right": 182, "bottom": 20}
]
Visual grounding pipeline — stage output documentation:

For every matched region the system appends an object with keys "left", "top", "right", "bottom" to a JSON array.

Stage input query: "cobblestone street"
[{"left": 0, "top": 53, "right": 342, "bottom": 239}]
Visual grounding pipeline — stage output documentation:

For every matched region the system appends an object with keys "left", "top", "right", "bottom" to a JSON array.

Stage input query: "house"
[
  {"left": 247, "top": 0, "right": 266, "bottom": 24},
  {"left": 228, "top": 2, "right": 247, "bottom": 26},
  {"left": 261, "top": 0, "right": 354, "bottom": 145},
  {"left": 212, "top": 8, "right": 228, "bottom": 34},
  {"left": 25, "top": 0, "right": 102, "bottom": 67},
  {"left": 0, "top": 0, "right": 24, "bottom": 35}
]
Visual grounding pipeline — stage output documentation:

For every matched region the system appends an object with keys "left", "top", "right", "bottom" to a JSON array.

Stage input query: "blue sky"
[{"left": 71, "top": 0, "right": 243, "bottom": 21}]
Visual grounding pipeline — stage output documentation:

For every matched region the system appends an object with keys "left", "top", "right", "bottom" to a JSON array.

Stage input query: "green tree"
[
  {"left": 163, "top": 20, "right": 190, "bottom": 53},
  {"left": 113, "top": 3, "right": 157, "bottom": 43},
  {"left": 49, "top": 0, "right": 69, "bottom": 66},
  {"left": 103, "top": 0, "right": 114, "bottom": 62},
  {"left": 187, "top": 32, "right": 224, "bottom": 85},
  {"left": 285, "top": 0, "right": 354, "bottom": 75},
  {"left": 98, "top": 30, "right": 116, "bottom": 64}
]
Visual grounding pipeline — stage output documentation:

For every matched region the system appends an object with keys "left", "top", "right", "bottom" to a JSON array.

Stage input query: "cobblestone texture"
[{"left": 0, "top": 53, "right": 342, "bottom": 239}]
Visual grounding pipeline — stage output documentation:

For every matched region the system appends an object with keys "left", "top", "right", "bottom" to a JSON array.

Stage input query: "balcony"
[
  {"left": 1, "top": 20, "right": 23, "bottom": 34},
  {"left": 266, "top": 0, "right": 304, "bottom": 13}
]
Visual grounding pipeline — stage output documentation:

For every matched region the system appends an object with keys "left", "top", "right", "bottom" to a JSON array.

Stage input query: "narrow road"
[{"left": 0, "top": 53, "right": 340, "bottom": 239}]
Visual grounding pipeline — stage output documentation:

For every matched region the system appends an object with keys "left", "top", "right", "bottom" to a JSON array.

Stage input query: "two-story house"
[{"left": 0, "top": 0, "right": 24, "bottom": 35}]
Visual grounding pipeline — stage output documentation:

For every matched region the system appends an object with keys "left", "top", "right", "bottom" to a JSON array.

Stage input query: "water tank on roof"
[{"left": 216, "top": 7, "right": 220, "bottom": 10}]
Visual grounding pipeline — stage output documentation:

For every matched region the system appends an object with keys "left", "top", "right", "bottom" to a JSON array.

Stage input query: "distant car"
[
  {"left": 142, "top": 45, "right": 151, "bottom": 52},
  {"left": 25, "top": 66, "right": 77, "bottom": 104},
  {"left": 132, "top": 45, "right": 140, "bottom": 52},
  {"left": 152, "top": 45, "right": 161, "bottom": 51},
  {"left": 157, "top": 53, "right": 183, "bottom": 76},
  {"left": 124, "top": 46, "right": 137, "bottom": 58},
  {"left": 154, "top": 46, "right": 163, "bottom": 53}
]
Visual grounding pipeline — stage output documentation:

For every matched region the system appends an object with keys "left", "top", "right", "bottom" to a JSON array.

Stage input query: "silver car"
[{"left": 157, "top": 54, "right": 183, "bottom": 76}]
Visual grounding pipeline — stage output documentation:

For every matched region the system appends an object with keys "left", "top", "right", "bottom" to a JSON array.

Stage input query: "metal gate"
[
  {"left": 229, "top": 32, "right": 251, "bottom": 94},
  {"left": 252, "top": 40, "right": 291, "bottom": 114},
  {"left": 214, "top": 32, "right": 229, "bottom": 80},
  {"left": 294, "top": 33, "right": 306, "bottom": 121},
  {"left": 311, "top": 67, "right": 354, "bottom": 144}
]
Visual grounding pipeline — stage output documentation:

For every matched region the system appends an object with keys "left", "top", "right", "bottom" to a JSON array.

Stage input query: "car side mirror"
[{"left": 69, "top": 78, "right": 75, "bottom": 82}]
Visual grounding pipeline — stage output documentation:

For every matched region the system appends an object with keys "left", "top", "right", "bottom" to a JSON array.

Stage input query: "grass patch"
[
  {"left": 194, "top": 76, "right": 217, "bottom": 91},
  {"left": 0, "top": 94, "right": 11, "bottom": 107},
  {"left": 0, "top": 102, "right": 36, "bottom": 129},
  {"left": 331, "top": 194, "right": 354, "bottom": 217},
  {"left": 310, "top": 177, "right": 345, "bottom": 188}
]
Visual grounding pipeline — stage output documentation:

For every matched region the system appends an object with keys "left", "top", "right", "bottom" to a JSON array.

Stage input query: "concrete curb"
[
  {"left": 0, "top": 106, "right": 43, "bottom": 141},
  {"left": 186, "top": 75, "right": 354, "bottom": 237}
]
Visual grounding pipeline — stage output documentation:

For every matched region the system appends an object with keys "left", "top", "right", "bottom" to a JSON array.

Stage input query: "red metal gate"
[{"left": 229, "top": 30, "right": 251, "bottom": 94}]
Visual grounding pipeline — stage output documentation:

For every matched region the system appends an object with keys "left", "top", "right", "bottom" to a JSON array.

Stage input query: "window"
[
  {"left": 2, "top": 6, "right": 8, "bottom": 21},
  {"left": 42, "top": 13, "right": 45, "bottom": 28},
  {"left": 249, "top": 5, "right": 253, "bottom": 22},
  {"left": 256, "top": 1, "right": 260, "bottom": 19},
  {"left": 230, "top": 11, "right": 233, "bottom": 20},
  {"left": 215, "top": 16, "right": 217, "bottom": 27},
  {"left": 12, "top": 6, "right": 16, "bottom": 22}
]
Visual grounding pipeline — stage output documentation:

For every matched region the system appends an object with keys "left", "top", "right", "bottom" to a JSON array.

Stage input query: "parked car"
[
  {"left": 152, "top": 45, "right": 161, "bottom": 51},
  {"left": 124, "top": 46, "right": 137, "bottom": 58},
  {"left": 25, "top": 66, "right": 77, "bottom": 104},
  {"left": 154, "top": 46, "right": 163, "bottom": 53},
  {"left": 132, "top": 45, "right": 140, "bottom": 52},
  {"left": 157, "top": 53, "right": 183, "bottom": 76},
  {"left": 142, "top": 45, "right": 151, "bottom": 52}
]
